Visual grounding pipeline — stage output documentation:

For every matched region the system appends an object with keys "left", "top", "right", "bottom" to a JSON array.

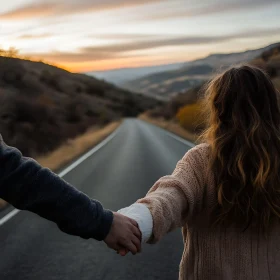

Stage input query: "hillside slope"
[
  {"left": 0, "top": 57, "right": 160, "bottom": 156},
  {"left": 147, "top": 44, "right": 280, "bottom": 134},
  {"left": 124, "top": 42, "right": 280, "bottom": 99},
  {"left": 88, "top": 62, "right": 185, "bottom": 85}
]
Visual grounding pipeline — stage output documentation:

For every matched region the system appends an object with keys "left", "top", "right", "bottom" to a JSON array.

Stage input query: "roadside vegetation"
[
  {"left": 37, "top": 121, "right": 120, "bottom": 171},
  {"left": 0, "top": 56, "right": 159, "bottom": 157},
  {"left": 139, "top": 114, "right": 198, "bottom": 143},
  {"left": 0, "top": 52, "right": 160, "bottom": 211},
  {"left": 144, "top": 44, "right": 280, "bottom": 142}
]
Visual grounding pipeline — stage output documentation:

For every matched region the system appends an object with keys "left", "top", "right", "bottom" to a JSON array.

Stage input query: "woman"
[{"left": 119, "top": 65, "right": 280, "bottom": 279}]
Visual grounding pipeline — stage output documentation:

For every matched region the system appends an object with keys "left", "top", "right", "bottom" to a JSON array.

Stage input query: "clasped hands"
[{"left": 104, "top": 212, "right": 141, "bottom": 256}]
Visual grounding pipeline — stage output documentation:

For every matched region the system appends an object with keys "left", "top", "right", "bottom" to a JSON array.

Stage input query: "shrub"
[
  {"left": 37, "top": 94, "right": 55, "bottom": 107},
  {"left": 3, "top": 69, "right": 23, "bottom": 84},
  {"left": 176, "top": 102, "right": 205, "bottom": 133},
  {"left": 21, "top": 73, "right": 44, "bottom": 95},
  {"left": 0, "top": 59, "right": 25, "bottom": 85},
  {"left": 40, "top": 70, "right": 52, "bottom": 83},
  {"left": 65, "top": 102, "right": 83, "bottom": 123},
  {"left": 40, "top": 71, "right": 63, "bottom": 92},
  {"left": 75, "top": 85, "right": 83, "bottom": 93},
  {"left": 86, "top": 84, "right": 105, "bottom": 97},
  {"left": 98, "top": 110, "right": 111, "bottom": 125},
  {"left": 148, "top": 106, "right": 167, "bottom": 118},
  {"left": 1, "top": 97, "right": 64, "bottom": 156}
]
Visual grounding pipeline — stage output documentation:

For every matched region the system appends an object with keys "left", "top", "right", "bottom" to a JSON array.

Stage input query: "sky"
[{"left": 0, "top": 0, "right": 279, "bottom": 72}]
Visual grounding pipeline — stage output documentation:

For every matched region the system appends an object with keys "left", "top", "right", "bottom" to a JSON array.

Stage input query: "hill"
[
  {"left": 0, "top": 57, "right": 160, "bottom": 157},
  {"left": 123, "top": 42, "right": 280, "bottom": 100},
  {"left": 146, "top": 43, "right": 280, "bottom": 135},
  {"left": 87, "top": 62, "right": 185, "bottom": 85},
  {"left": 252, "top": 45, "right": 280, "bottom": 88}
]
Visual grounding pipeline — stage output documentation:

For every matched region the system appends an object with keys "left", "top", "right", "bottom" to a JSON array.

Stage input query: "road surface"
[{"left": 0, "top": 119, "right": 194, "bottom": 280}]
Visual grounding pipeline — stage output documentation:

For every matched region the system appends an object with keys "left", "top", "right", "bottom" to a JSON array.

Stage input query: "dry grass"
[
  {"left": 139, "top": 113, "right": 198, "bottom": 143},
  {"left": 0, "top": 121, "right": 121, "bottom": 210},
  {"left": 36, "top": 121, "right": 121, "bottom": 170}
]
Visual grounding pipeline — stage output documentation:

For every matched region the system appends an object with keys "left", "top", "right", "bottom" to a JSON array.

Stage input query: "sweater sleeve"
[
  {"left": 118, "top": 203, "right": 153, "bottom": 243},
  {"left": 137, "top": 144, "right": 209, "bottom": 243},
  {"left": 0, "top": 136, "right": 113, "bottom": 241}
]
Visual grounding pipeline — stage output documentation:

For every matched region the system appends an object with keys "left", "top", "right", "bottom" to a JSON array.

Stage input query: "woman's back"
[
  {"left": 182, "top": 210, "right": 280, "bottom": 279},
  {"left": 179, "top": 144, "right": 280, "bottom": 280},
  {"left": 180, "top": 65, "right": 280, "bottom": 279}
]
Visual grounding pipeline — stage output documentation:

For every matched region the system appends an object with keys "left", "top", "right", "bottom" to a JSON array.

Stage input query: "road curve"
[{"left": 0, "top": 118, "right": 194, "bottom": 280}]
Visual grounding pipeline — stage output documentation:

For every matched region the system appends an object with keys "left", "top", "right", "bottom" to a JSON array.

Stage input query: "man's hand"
[{"left": 104, "top": 212, "right": 141, "bottom": 255}]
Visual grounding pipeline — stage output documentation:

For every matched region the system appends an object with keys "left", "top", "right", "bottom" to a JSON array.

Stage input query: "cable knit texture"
[{"left": 137, "top": 143, "right": 280, "bottom": 280}]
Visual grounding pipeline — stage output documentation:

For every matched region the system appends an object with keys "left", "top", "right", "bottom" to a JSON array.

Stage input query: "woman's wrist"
[{"left": 118, "top": 203, "right": 153, "bottom": 243}]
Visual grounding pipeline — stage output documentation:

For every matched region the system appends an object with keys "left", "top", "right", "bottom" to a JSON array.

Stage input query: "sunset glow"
[{"left": 1, "top": 0, "right": 279, "bottom": 72}]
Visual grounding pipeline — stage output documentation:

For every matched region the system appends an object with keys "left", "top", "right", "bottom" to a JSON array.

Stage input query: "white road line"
[
  {"left": 0, "top": 126, "right": 121, "bottom": 227},
  {"left": 58, "top": 127, "right": 121, "bottom": 177},
  {"left": 0, "top": 209, "right": 20, "bottom": 226}
]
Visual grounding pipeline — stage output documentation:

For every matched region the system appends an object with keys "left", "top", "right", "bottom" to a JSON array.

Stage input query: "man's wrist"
[{"left": 93, "top": 209, "right": 114, "bottom": 241}]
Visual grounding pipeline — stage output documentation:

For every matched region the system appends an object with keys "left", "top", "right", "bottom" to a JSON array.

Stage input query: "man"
[{"left": 0, "top": 136, "right": 141, "bottom": 254}]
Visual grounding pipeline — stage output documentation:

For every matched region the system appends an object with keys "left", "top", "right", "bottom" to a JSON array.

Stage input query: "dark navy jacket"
[{"left": 0, "top": 136, "right": 113, "bottom": 241}]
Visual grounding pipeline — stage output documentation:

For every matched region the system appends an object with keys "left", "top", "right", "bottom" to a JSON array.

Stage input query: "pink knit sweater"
[{"left": 136, "top": 143, "right": 280, "bottom": 280}]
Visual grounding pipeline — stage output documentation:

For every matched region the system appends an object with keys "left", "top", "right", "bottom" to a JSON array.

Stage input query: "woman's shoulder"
[
  {"left": 191, "top": 143, "right": 210, "bottom": 152},
  {"left": 183, "top": 143, "right": 210, "bottom": 162}
]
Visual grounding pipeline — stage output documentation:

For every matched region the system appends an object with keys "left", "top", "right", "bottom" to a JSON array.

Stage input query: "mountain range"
[
  {"left": 88, "top": 42, "right": 280, "bottom": 100},
  {"left": 147, "top": 43, "right": 280, "bottom": 129},
  {"left": 88, "top": 62, "right": 185, "bottom": 85}
]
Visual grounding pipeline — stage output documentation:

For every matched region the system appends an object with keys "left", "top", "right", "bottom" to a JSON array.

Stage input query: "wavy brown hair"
[{"left": 201, "top": 65, "right": 280, "bottom": 230}]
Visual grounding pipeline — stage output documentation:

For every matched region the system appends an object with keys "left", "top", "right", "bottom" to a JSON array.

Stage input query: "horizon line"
[{"left": 84, "top": 41, "right": 280, "bottom": 73}]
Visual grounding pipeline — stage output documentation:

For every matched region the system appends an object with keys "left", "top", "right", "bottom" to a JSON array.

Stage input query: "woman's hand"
[{"left": 104, "top": 212, "right": 141, "bottom": 255}]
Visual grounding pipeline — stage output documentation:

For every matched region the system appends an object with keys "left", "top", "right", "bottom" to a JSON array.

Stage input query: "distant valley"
[
  {"left": 88, "top": 62, "right": 185, "bottom": 85},
  {"left": 146, "top": 43, "right": 280, "bottom": 134},
  {"left": 88, "top": 42, "right": 280, "bottom": 100}
]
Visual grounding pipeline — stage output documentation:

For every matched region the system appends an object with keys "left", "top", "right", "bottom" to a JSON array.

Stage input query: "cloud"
[
  {"left": 17, "top": 33, "right": 53, "bottom": 39},
  {"left": 0, "top": 2, "right": 60, "bottom": 20},
  {"left": 25, "top": 27, "right": 280, "bottom": 63},
  {"left": 236, "top": 27, "right": 280, "bottom": 39},
  {"left": 139, "top": 0, "right": 280, "bottom": 21},
  {"left": 95, "top": 33, "right": 162, "bottom": 40},
  {"left": 29, "top": 50, "right": 152, "bottom": 64},
  {"left": 0, "top": 0, "right": 163, "bottom": 20},
  {"left": 83, "top": 36, "right": 229, "bottom": 54},
  {"left": 83, "top": 27, "right": 280, "bottom": 54},
  {"left": 1, "top": 0, "right": 279, "bottom": 23},
  {"left": 29, "top": 51, "right": 116, "bottom": 63}
]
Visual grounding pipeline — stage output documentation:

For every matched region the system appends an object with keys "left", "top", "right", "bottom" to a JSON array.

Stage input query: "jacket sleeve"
[
  {"left": 0, "top": 136, "right": 113, "bottom": 241},
  {"left": 136, "top": 144, "right": 208, "bottom": 243}
]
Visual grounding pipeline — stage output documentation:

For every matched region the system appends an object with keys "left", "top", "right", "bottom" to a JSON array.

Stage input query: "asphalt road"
[{"left": 0, "top": 118, "right": 194, "bottom": 280}]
